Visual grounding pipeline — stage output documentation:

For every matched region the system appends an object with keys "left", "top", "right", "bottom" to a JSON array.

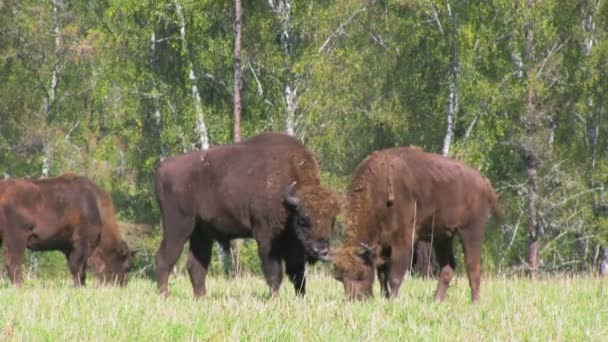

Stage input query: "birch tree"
[
  {"left": 175, "top": 0, "right": 210, "bottom": 150},
  {"left": 268, "top": 0, "right": 299, "bottom": 136},
  {"left": 230, "top": 0, "right": 244, "bottom": 276},
  {"left": 41, "top": 0, "right": 63, "bottom": 178},
  {"left": 441, "top": 1, "right": 459, "bottom": 157},
  {"left": 234, "top": 0, "right": 243, "bottom": 144}
]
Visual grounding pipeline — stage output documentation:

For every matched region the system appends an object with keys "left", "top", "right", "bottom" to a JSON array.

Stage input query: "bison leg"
[
  {"left": 387, "top": 244, "right": 412, "bottom": 299},
  {"left": 156, "top": 215, "right": 195, "bottom": 297},
  {"left": 285, "top": 261, "right": 306, "bottom": 296},
  {"left": 459, "top": 223, "right": 485, "bottom": 303},
  {"left": 377, "top": 263, "right": 390, "bottom": 298},
  {"left": 4, "top": 234, "right": 27, "bottom": 287},
  {"left": 284, "top": 252, "right": 306, "bottom": 296},
  {"left": 258, "top": 245, "right": 283, "bottom": 296},
  {"left": 433, "top": 237, "right": 456, "bottom": 302},
  {"left": 66, "top": 246, "right": 88, "bottom": 286},
  {"left": 187, "top": 226, "right": 213, "bottom": 298}
]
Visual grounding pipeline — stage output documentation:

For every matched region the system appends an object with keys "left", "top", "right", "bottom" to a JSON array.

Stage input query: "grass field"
[{"left": 1, "top": 272, "right": 607, "bottom": 341}]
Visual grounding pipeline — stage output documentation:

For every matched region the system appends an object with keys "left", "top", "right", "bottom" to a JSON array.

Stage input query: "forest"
[{"left": 1, "top": 0, "right": 607, "bottom": 278}]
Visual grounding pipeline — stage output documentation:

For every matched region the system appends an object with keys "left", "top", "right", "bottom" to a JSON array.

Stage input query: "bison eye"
[{"left": 297, "top": 215, "right": 311, "bottom": 227}]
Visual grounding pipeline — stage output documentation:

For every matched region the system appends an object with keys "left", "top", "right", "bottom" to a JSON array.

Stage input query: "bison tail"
[{"left": 484, "top": 177, "right": 503, "bottom": 219}]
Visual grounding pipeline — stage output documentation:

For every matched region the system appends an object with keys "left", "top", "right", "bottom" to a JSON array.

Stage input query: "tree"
[{"left": 230, "top": 0, "right": 244, "bottom": 276}]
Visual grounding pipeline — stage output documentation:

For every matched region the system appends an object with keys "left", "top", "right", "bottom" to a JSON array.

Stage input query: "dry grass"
[{"left": 1, "top": 273, "right": 607, "bottom": 341}]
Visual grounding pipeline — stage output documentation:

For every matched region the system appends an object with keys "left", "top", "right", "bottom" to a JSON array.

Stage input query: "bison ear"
[
  {"left": 284, "top": 181, "right": 300, "bottom": 208},
  {"left": 356, "top": 242, "right": 385, "bottom": 266}
]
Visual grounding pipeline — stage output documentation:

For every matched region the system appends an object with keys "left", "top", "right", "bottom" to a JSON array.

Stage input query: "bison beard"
[
  {"left": 155, "top": 133, "right": 340, "bottom": 298},
  {"left": 0, "top": 174, "right": 132, "bottom": 287},
  {"left": 331, "top": 147, "right": 501, "bottom": 303}
]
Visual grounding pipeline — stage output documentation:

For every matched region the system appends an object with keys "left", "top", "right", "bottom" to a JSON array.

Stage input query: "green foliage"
[{"left": 1, "top": 0, "right": 608, "bottom": 277}]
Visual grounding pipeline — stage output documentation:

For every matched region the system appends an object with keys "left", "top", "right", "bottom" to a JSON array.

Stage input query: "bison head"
[
  {"left": 89, "top": 240, "right": 133, "bottom": 286},
  {"left": 284, "top": 181, "right": 340, "bottom": 261},
  {"left": 331, "top": 243, "right": 384, "bottom": 299}
]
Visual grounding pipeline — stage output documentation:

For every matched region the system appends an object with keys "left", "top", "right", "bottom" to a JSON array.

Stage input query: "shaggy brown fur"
[
  {"left": 331, "top": 147, "right": 501, "bottom": 302},
  {"left": 155, "top": 132, "right": 340, "bottom": 298},
  {"left": 0, "top": 174, "right": 131, "bottom": 286},
  {"left": 88, "top": 185, "right": 133, "bottom": 285}
]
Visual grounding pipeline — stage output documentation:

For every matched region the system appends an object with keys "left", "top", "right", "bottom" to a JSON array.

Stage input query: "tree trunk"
[
  {"left": 599, "top": 246, "right": 608, "bottom": 277},
  {"left": 33, "top": 0, "right": 63, "bottom": 279},
  {"left": 525, "top": 147, "right": 540, "bottom": 273},
  {"left": 269, "top": 1, "right": 299, "bottom": 136},
  {"left": 233, "top": 0, "right": 243, "bottom": 143},
  {"left": 441, "top": 1, "right": 459, "bottom": 157},
  {"left": 521, "top": 0, "right": 542, "bottom": 275},
  {"left": 583, "top": 3, "right": 601, "bottom": 211},
  {"left": 150, "top": 32, "right": 167, "bottom": 158},
  {"left": 175, "top": 0, "right": 209, "bottom": 150},
  {"left": 41, "top": 0, "right": 63, "bottom": 178},
  {"left": 229, "top": 0, "right": 244, "bottom": 277}
]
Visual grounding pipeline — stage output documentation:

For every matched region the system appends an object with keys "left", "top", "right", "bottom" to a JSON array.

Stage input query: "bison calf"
[
  {"left": 155, "top": 133, "right": 340, "bottom": 298},
  {"left": 0, "top": 174, "right": 132, "bottom": 286},
  {"left": 331, "top": 147, "right": 501, "bottom": 302}
]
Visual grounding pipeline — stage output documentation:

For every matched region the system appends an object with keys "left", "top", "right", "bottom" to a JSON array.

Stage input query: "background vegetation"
[{"left": 1, "top": 0, "right": 608, "bottom": 278}]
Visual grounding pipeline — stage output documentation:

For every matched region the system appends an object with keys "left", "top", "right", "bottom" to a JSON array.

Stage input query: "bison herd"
[{"left": 0, "top": 133, "right": 500, "bottom": 303}]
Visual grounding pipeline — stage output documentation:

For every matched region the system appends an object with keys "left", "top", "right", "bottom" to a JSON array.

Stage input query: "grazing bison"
[
  {"left": 0, "top": 174, "right": 132, "bottom": 286},
  {"left": 155, "top": 133, "right": 340, "bottom": 297},
  {"left": 330, "top": 147, "right": 501, "bottom": 302}
]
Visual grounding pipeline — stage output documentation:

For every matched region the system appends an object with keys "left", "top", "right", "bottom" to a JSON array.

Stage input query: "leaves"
[{"left": 0, "top": 0, "right": 607, "bottom": 272}]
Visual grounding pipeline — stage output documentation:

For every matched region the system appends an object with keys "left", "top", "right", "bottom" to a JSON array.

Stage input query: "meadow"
[{"left": 1, "top": 272, "right": 607, "bottom": 341}]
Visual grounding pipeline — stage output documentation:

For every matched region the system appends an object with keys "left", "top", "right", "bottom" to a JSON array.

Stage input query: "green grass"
[{"left": 1, "top": 273, "right": 607, "bottom": 341}]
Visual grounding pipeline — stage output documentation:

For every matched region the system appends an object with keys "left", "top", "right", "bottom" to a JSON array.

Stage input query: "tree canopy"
[{"left": 1, "top": 0, "right": 607, "bottom": 274}]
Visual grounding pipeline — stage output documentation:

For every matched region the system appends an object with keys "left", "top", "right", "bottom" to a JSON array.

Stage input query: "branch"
[
  {"left": 429, "top": 3, "right": 444, "bottom": 35},
  {"left": 318, "top": 1, "right": 373, "bottom": 53},
  {"left": 535, "top": 39, "right": 568, "bottom": 79},
  {"left": 369, "top": 27, "right": 388, "bottom": 50},
  {"left": 462, "top": 114, "right": 479, "bottom": 144},
  {"left": 64, "top": 119, "right": 80, "bottom": 140},
  {"left": 130, "top": 90, "right": 160, "bottom": 99},
  {"left": 499, "top": 210, "right": 524, "bottom": 271},
  {"left": 247, "top": 61, "right": 264, "bottom": 96},
  {"left": 154, "top": 36, "right": 179, "bottom": 43},
  {"left": 546, "top": 187, "right": 603, "bottom": 214}
]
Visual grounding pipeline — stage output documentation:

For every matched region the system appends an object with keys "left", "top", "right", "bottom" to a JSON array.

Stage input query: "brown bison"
[
  {"left": 155, "top": 133, "right": 340, "bottom": 297},
  {"left": 330, "top": 147, "right": 501, "bottom": 302},
  {"left": 0, "top": 173, "right": 132, "bottom": 286}
]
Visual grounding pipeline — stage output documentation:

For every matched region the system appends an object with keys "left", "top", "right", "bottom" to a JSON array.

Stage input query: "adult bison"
[
  {"left": 155, "top": 133, "right": 340, "bottom": 298},
  {"left": 330, "top": 147, "right": 501, "bottom": 302},
  {"left": 0, "top": 174, "right": 132, "bottom": 286}
]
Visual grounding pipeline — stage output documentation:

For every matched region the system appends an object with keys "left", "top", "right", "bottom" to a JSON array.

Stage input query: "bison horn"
[
  {"left": 284, "top": 181, "right": 300, "bottom": 207},
  {"left": 359, "top": 242, "right": 373, "bottom": 253}
]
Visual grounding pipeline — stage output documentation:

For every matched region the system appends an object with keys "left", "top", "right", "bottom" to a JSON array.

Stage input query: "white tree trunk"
[
  {"left": 41, "top": 0, "right": 63, "bottom": 178},
  {"left": 589, "top": 105, "right": 602, "bottom": 189},
  {"left": 582, "top": 4, "right": 601, "bottom": 192},
  {"left": 34, "top": 0, "right": 63, "bottom": 279},
  {"left": 175, "top": 0, "right": 209, "bottom": 150},
  {"left": 233, "top": 0, "right": 243, "bottom": 143},
  {"left": 442, "top": 1, "right": 459, "bottom": 157},
  {"left": 150, "top": 31, "right": 167, "bottom": 158},
  {"left": 269, "top": 0, "right": 299, "bottom": 136},
  {"left": 284, "top": 84, "right": 298, "bottom": 136}
]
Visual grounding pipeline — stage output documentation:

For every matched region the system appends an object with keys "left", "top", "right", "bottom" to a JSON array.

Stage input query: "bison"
[
  {"left": 330, "top": 147, "right": 501, "bottom": 302},
  {"left": 155, "top": 132, "right": 340, "bottom": 297},
  {"left": 0, "top": 173, "right": 132, "bottom": 286}
]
